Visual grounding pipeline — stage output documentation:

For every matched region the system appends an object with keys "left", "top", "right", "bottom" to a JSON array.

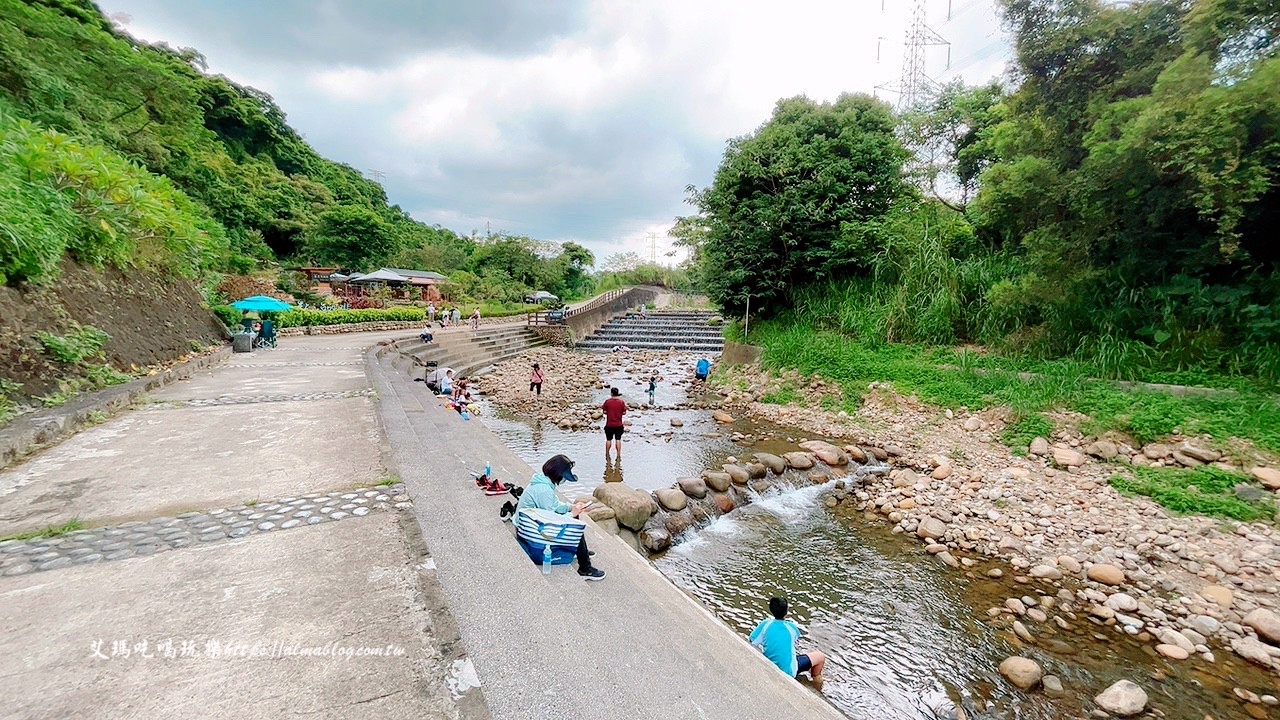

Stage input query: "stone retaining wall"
[
  {"left": 565, "top": 287, "right": 659, "bottom": 343},
  {"left": 721, "top": 341, "right": 764, "bottom": 366},
  {"left": 531, "top": 326, "right": 572, "bottom": 346},
  {"left": 0, "top": 347, "right": 231, "bottom": 470}
]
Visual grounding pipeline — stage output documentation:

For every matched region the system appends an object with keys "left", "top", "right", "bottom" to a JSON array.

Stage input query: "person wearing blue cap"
[{"left": 515, "top": 454, "right": 605, "bottom": 581}]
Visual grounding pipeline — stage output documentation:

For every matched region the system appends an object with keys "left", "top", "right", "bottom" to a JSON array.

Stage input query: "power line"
[{"left": 366, "top": 168, "right": 386, "bottom": 184}]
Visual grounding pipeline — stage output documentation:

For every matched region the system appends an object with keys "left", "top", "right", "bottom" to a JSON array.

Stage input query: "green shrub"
[
  {"left": 1001, "top": 414, "right": 1053, "bottom": 453},
  {"left": 273, "top": 307, "right": 425, "bottom": 328},
  {"left": 85, "top": 363, "right": 130, "bottom": 388},
  {"left": 211, "top": 305, "right": 241, "bottom": 330},
  {"left": 1109, "top": 467, "right": 1274, "bottom": 522},
  {"left": 38, "top": 323, "right": 110, "bottom": 363}
]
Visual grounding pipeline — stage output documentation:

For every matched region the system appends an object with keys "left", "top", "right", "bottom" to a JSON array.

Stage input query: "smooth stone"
[
  {"left": 1042, "top": 675, "right": 1065, "bottom": 698},
  {"left": 680, "top": 476, "right": 710, "bottom": 498},
  {"left": 998, "top": 656, "right": 1042, "bottom": 689},
  {"left": 1087, "top": 563, "right": 1125, "bottom": 586},
  {"left": 1094, "top": 680, "right": 1148, "bottom": 716},
  {"left": 1155, "top": 644, "right": 1189, "bottom": 660},
  {"left": 1200, "top": 584, "right": 1234, "bottom": 607},
  {"left": 654, "top": 488, "right": 688, "bottom": 512}
]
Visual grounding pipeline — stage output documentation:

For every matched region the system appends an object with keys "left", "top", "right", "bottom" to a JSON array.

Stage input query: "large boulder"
[
  {"left": 916, "top": 518, "right": 948, "bottom": 540},
  {"left": 722, "top": 464, "right": 750, "bottom": 484},
  {"left": 998, "top": 656, "right": 1042, "bottom": 689},
  {"left": 1178, "top": 442, "right": 1220, "bottom": 463},
  {"left": 639, "top": 528, "right": 671, "bottom": 553},
  {"left": 754, "top": 453, "right": 786, "bottom": 475},
  {"left": 655, "top": 487, "right": 688, "bottom": 512},
  {"left": 1053, "top": 447, "right": 1087, "bottom": 467},
  {"left": 702, "top": 471, "right": 733, "bottom": 492},
  {"left": 798, "top": 440, "right": 849, "bottom": 466},
  {"left": 678, "top": 476, "right": 708, "bottom": 499},
  {"left": 712, "top": 410, "right": 734, "bottom": 424},
  {"left": 593, "top": 483, "right": 656, "bottom": 531},
  {"left": 1029, "top": 437, "right": 1050, "bottom": 456},
  {"left": 663, "top": 511, "right": 693, "bottom": 536},
  {"left": 745, "top": 463, "right": 768, "bottom": 479},
  {"left": 1094, "top": 680, "right": 1148, "bottom": 717},
  {"left": 1252, "top": 467, "right": 1280, "bottom": 490},
  {"left": 1086, "top": 440, "right": 1118, "bottom": 460},
  {"left": 1244, "top": 608, "right": 1280, "bottom": 645},
  {"left": 783, "top": 452, "right": 816, "bottom": 470},
  {"left": 710, "top": 492, "right": 735, "bottom": 514},
  {"left": 1086, "top": 563, "right": 1125, "bottom": 586},
  {"left": 843, "top": 445, "right": 868, "bottom": 463}
]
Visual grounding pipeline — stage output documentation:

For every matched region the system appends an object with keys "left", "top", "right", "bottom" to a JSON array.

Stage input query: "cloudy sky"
[{"left": 100, "top": 0, "right": 1011, "bottom": 266}]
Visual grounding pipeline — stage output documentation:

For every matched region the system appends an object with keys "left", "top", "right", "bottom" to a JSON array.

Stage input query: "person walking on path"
[
  {"left": 452, "top": 307, "right": 462, "bottom": 326},
  {"left": 530, "top": 363, "right": 545, "bottom": 396},
  {"left": 602, "top": 387, "right": 626, "bottom": 458},
  {"left": 427, "top": 302, "right": 437, "bottom": 324},
  {"left": 749, "top": 597, "right": 826, "bottom": 690},
  {"left": 470, "top": 307, "right": 481, "bottom": 330},
  {"left": 515, "top": 454, "right": 605, "bottom": 581}
]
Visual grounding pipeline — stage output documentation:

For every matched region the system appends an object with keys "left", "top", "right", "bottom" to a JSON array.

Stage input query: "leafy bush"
[
  {"left": 85, "top": 363, "right": 130, "bottom": 388},
  {"left": 274, "top": 308, "right": 425, "bottom": 328},
  {"left": 1109, "top": 467, "right": 1274, "bottom": 522},
  {"left": 38, "top": 323, "right": 110, "bottom": 363},
  {"left": 211, "top": 305, "right": 241, "bottom": 331}
]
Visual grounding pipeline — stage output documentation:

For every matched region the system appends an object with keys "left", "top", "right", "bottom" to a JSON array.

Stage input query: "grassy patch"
[
  {"left": 1001, "top": 414, "right": 1053, "bottom": 454},
  {"left": 376, "top": 477, "right": 398, "bottom": 487},
  {"left": 749, "top": 322, "right": 1280, "bottom": 453},
  {"left": 761, "top": 386, "right": 801, "bottom": 405},
  {"left": 1109, "top": 467, "right": 1274, "bottom": 522},
  {"left": 38, "top": 323, "right": 110, "bottom": 364},
  {"left": 0, "top": 518, "right": 83, "bottom": 542}
]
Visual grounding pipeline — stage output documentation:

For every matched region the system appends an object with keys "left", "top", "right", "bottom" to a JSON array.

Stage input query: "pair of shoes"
[{"left": 578, "top": 567, "right": 605, "bottom": 581}]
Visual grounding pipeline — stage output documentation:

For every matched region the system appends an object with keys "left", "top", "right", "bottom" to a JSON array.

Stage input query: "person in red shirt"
[{"left": 601, "top": 386, "right": 626, "bottom": 458}]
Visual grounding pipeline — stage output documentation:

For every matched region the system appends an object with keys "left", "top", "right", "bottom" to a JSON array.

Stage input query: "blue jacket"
[{"left": 516, "top": 473, "right": 569, "bottom": 515}]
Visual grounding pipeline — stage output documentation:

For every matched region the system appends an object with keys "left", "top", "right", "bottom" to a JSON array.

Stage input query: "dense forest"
[
  {"left": 0, "top": 0, "right": 663, "bottom": 304},
  {"left": 685, "top": 0, "right": 1279, "bottom": 383}
]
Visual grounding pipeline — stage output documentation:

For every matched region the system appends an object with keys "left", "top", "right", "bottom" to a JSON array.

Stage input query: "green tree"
[
  {"left": 554, "top": 241, "right": 595, "bottom": 298},
  {"left": 901, "top": 81, "right": 1006, "bottom": 210},
  {"left": 306, "top": 206, "right": 399, "bottom": 270},
  {"left": 694, "top": 93, "right": 912, "bottom": 315}
]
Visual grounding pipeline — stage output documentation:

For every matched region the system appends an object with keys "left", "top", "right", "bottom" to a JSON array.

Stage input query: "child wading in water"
[{"left": 647, "top": 374, "right": 657, "bottom": 405}]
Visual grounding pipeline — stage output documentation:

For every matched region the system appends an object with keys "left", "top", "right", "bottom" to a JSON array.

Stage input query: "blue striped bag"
[{"left": 514, "top": 508, "right": 585, "bottom": 565}]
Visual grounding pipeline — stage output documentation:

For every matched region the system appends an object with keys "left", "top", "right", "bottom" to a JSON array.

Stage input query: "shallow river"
[{"left": 474, "top": 353, "right": 1270, "bottom": 719}]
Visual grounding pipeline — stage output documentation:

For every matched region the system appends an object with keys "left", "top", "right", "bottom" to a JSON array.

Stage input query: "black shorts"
[
  {"left": 797, "top": 654, "right": 812, "bottom": 674},
  {"left": 695, "top": 372, "right": 708, "bottom": 381},
  {"left": 604, "top": 425, "right": 624, "bottom": 441}
]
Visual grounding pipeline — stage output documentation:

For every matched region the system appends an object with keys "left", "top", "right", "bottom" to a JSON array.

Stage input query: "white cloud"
[{"left": 102, "top": 0, "right": 1011, "bottom": 264}]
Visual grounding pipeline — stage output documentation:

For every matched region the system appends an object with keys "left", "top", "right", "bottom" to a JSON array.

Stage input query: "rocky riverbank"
[{"left": 477, "top": 346, "right": 1280, "bottom": 714}]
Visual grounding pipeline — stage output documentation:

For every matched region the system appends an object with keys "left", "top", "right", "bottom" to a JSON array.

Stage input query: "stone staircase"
[
  {"left": 388, "top": 325, "right": 547, "bottom": 378},
  {"left": 576, "top": 311, "right": 725, "bottom": 353}
]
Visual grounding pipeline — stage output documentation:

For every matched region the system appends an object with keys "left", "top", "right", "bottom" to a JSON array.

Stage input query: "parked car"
[{"left": 523, "top": 291, "right": 561, "bottom": 304}]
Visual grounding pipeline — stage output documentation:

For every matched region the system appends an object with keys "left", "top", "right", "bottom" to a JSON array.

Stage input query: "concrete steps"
[
  {"left": 389, "top": 326, "right": 547, "bottom": 379},
  {"left": 579, "top": 311, "right": 724, "bottom": 353}
]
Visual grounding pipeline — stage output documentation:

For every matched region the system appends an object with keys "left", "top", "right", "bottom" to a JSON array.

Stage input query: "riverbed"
[{"left": 473, "top": 352, "right": 1273, "bottom": 719}]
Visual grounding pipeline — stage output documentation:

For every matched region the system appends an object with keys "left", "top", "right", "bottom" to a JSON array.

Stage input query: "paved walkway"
[
  {"left": 369, "top": 347, "right": 846, "bottom": 720},
  {"left": 0, "top": 333, "right": 479, "bottom": 720}
]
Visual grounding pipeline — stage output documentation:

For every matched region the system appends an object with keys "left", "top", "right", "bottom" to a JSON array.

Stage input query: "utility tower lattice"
[{"left": 875, "top": 0, "right": 951, "bottom": 110}]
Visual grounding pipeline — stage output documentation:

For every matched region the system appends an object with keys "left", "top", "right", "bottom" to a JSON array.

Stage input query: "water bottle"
[
  {"left": 485, "top": 461, "right": 492, "bottom": 478},
  {"left": 542, "top": 543, "right": 553, "bottom": 575}
]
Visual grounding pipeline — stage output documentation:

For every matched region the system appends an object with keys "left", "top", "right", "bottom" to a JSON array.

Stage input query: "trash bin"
[{"left": 232, "top": 333, "right": 254, "bottom": 353}]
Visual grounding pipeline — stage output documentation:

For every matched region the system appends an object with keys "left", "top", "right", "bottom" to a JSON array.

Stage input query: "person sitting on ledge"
[
  {"left": 515, "top": 454, "right": 604, "bottom": 581},
  {"left": 749, "top": 596, "right": 826, "bottom": 689}
]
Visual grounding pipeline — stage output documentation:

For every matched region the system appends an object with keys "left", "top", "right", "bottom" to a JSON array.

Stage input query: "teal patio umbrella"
[{"left": 230, "top": 295, "right": 294, "bottom": 313}]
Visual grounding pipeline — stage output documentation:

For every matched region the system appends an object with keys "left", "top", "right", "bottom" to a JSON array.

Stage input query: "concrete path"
[
  {"left": 370, "top": 347, "right": 846, "bottom": 720},
  {"left": 0, "top": 333, "right": 480, "bottom": 720}
]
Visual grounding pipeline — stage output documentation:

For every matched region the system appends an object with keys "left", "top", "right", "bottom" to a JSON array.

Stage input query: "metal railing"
[{"left": 527, "top": 288, "right": 629, "bottom": 326}]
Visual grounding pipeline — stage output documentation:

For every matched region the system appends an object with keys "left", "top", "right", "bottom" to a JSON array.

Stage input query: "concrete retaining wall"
[
  {"left": 721, "top": 341, "right": 764, "bottom": 366},
  {"left": 0, "top": 347, "right": 231, "bottom": 470},
  {"left": 565, "top": 287, "right": 659, "bottom": 343}
]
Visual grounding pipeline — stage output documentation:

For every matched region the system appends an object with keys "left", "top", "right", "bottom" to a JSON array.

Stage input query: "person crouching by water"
[
  {"left": 515, "top": 454, "right": 605, "bottom": 581},
  {"left": 750, "top": 597, "right": 826, "bottom": 690}
]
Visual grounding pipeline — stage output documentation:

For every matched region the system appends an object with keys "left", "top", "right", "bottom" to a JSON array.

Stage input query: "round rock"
[
  {"left": 1094, "top": 680, "right": 1148, "bottom": 716},
  {"left": 1087, "top": 563, "right": 1125, "bottom": 586},
  {"left": 998, "top": 656, "right": 1042, "bottom": 690}
]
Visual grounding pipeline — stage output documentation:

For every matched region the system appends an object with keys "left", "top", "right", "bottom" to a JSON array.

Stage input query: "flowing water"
[{"left": 473, "top": 354, "right": 1272, "bottom": 720}]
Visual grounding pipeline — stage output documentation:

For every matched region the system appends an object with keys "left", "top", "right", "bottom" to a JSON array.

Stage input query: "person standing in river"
[
  {"left": 647, "top": 374, "right": 657, "bottom": 405},
  {"left": 601, "top": 386, "right": 626, "bottom": 458},
  {"left": 749, "top": 597, "right": 826, "bottom": 690},
  {"left": 530, "top": 363, "right": 545, "bottom": 397}
]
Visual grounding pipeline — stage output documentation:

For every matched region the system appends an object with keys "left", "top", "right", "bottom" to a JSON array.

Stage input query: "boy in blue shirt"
[
  {"left": 695, "top": 358, "right": 711, "bottom": 382},
  {"left": 749, "top": 597, "right": 827, "bottom": 688}
]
